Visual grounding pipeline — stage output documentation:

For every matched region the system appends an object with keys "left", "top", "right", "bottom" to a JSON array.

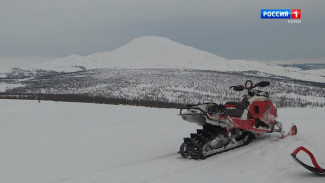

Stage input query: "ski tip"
[{"left": 289, "top": 124, "right": 298, "bottom": 136}]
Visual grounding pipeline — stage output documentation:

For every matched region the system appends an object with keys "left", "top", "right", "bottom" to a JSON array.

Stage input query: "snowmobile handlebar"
[{"left": 229, "top": 80, "right": 270, "bottom": 91}]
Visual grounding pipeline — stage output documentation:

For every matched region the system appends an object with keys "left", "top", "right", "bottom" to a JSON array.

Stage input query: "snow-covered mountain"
[{"left": 27, "top": 36, "right": 324, "bottom": 83}]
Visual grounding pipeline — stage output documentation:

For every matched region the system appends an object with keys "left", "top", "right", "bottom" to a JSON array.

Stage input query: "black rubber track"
[{"left": 179, "top": 125, "right": 255, "bottom": 160}]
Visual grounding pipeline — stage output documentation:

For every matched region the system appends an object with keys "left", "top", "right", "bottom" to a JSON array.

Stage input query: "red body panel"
[
  {"left": 219, "top": 99, "right": 278, "bottom": 134},
  {"left": 248, "top": 100, "right": 277, "bottom": 125}
]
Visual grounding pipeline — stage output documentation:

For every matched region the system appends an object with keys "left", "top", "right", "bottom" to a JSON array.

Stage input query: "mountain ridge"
[{"left": 20, "top": 36, "right": 324, "bottom": 83}]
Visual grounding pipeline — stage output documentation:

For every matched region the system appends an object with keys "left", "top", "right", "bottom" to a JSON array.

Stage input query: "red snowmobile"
[{"left": 179, "top": 80, "right": 297, "bottom": 159}]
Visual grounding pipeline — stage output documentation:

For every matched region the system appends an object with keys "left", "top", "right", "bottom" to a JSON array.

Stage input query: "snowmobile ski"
[
  {"left": 291, "top": 146, "right": 325, "bottom": 176},
  {"left": 275, "top": 123, "right": 297, "bottom": 141}
]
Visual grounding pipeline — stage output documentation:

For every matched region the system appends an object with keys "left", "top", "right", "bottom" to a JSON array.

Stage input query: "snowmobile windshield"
[{"left": 255, "top": 81, "right": 270, "bottom": 87}]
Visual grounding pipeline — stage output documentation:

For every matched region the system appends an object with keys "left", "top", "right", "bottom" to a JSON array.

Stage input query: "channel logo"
[{"left": 261, "top": 9, "right": 301, "bottom": 19}]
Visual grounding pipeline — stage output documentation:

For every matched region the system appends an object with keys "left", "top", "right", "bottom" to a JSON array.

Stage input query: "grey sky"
[{"left": 0, "top": 0, "right": 324, "bottom": 61}]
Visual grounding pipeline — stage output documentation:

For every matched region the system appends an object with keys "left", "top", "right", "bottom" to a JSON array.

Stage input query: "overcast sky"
[{"left": 0, "top": 0, "right": 324, "bottom": 62}]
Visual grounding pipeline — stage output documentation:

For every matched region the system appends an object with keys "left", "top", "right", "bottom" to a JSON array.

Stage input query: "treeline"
[
  {"left": 0, "top": 92, "right": 323, "bottom": 109},
  {"left": 0, "top": 93, "right": 185, "bottom": 109}
]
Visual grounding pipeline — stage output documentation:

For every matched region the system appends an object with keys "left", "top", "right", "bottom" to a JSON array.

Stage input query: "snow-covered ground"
[{"left": 0, "top": 100, "right": 324, "bottom": 183}]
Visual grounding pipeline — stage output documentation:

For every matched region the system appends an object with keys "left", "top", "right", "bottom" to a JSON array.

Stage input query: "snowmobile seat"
[
  {"left": 224, "top": 99, "right": 250, "bottom": 117},
  {"left": 224, "top": 109, "right": 244, "bottom": 117},
  {"left": 225, "top": 102, "right": 246, "bottom": 110}
]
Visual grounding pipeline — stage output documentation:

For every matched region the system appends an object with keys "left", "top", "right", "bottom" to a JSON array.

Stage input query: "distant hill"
[
  {"left": 280, "top": 63, "right": 325, "bottom": 70},
  {"left": 24, "top": 36, "right": 324, "bottom": 83}
]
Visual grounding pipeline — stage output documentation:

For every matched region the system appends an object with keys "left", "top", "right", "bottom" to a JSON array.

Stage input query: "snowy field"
[{"left": 0, "top": 100, "right": 324, "bottom": 183}]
